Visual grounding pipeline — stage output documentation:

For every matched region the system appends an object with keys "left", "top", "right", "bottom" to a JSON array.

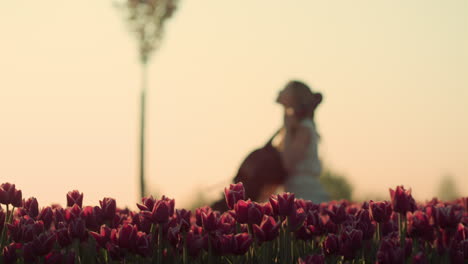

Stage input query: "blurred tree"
[
  {"left": 437, "top": 174, "right": 460, "bottom": 201},
  {"left": 320, "top": 167, "right": 353, "bottom": 201},
  {"left": 115, "top": 0, "right": 180, "bottom": 199}
]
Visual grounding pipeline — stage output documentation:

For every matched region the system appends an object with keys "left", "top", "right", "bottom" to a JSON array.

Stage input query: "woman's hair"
[{"left": 284, "top": 80, "right": 323, "bottom": 119}]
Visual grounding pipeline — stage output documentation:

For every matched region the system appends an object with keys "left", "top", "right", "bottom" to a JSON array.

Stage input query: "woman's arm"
[{"left": 281, "top": 124, "right": 311, "bottom": 174}]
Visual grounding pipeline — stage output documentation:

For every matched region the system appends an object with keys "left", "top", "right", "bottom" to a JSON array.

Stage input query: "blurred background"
[{"left": 0, "top": 0, "right": 467, "bottom": 209}]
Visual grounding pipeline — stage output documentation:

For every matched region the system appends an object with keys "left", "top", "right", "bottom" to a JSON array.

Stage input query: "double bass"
[{"left": 211, "top": 129, "right": 288, "bottom": 211}]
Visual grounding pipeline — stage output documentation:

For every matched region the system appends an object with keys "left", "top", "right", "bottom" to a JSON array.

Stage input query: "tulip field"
[{"left": 0, "top": 182, "right": 467, "bottom": 263}]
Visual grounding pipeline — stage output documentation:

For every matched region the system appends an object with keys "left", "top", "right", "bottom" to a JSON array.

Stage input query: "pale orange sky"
[{"left": 0, "top": 0, "right": 467, "bottom": 208}]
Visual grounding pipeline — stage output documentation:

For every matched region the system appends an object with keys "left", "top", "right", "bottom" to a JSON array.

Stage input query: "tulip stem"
[
  {"left": 158, "top": 224, "right": 163, "bottom": 264},
  {"left": 182, "top": 231, "right": 188, "bottom": 264}
]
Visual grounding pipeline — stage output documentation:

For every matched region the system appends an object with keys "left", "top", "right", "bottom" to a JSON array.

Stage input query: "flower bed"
[{"left": 0, "top": 182, "right": 467, "bottom": 263}]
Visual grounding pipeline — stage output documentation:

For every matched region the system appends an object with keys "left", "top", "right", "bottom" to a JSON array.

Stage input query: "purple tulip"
[
  {"left": 212, "top": 233, "right": 233, "bottom": 255},
  {"left": 0, "top": 209, "right": 5, "bottom": 233},
  {"left": 224, "top": 182, "right": 245, "bottom": 210},
  {"left": 142, "top": 198, "right": 174, "bottom": 224}
]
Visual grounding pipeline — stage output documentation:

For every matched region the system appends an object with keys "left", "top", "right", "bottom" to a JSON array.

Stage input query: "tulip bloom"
[
  {"left": 66, "top": 190, "right": 83, "bottom": 208},
  {"left": 224, "top": 183, "right": 245, "bottom": 210},
  {"left": 370, "top": 201, "right": 393, "bottom": 223},
  {"left": 0, "top": 183, "right": 22, "bottom": 207},
  {"left": 389, "top": 186, "right": 417, "bottom": 215}
]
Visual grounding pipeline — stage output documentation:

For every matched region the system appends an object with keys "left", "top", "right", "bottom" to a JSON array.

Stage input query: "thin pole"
[{"left": 139, "top": 61, "right": 148, "bottom": 199}]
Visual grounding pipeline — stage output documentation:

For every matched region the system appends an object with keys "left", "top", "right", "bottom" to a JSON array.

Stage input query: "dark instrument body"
[{"left": 211, "top": 130, "right": 288, "bottom": 211}]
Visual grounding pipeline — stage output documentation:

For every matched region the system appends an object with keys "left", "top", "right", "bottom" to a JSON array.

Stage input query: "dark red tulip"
[
  {"left": 355, "top": 209, "right": 375, "bottom": 240},
  {"left": 277, "top": 193, "right": 296, "bottom": 216},
  {"left": 106, "top": 242, "right": 124, "bottom": 261},
  {"left": 269, "top": 195, "right": 279, "bottom": 216},
  {"left": 195, "top": 206, "right": 212, "bottom": 227},
  {"left": 21, "top": 219, "right": 45, "bottom": 243},
  {"left": 90, "top": 224, "right": 112, "bottom": 248},
  {"left": 32, "top": 231, "right": 56, "bottom": 256},
  {"left": 212, "top": 233, "right": 233, "bottom": 255},
  {"left": 325, "top": 203, "right": 347, "bottom": 225},
  {"left": 232, "top": 233, "right": 252, "bottom": 255},
  {"left": 0, "top": 183, "right": 22, "bottom": 207},
  {"left": 340, "top": 228, "right": 363, "bottom": 260},
  {"left": 412, "top": 251, "right": 429, "bottom": 264},
  {"left": 68, "top": 218, "right": 88, "bottom": 241},
  {"left": 21, "top": 197, "right": 39, "bottom": 218},
  {"left": 112, "top": 224, "right": 138, "bottom": 251},
  {"left": 376, "top": 238, "right": 404, "bottom": 264},
  {"left": 224, "top": 182, "right": 245, "bottom": 210},
  {"left": 247, "top": 201, "right": 264, "bottom": 225},
  {"left": 288, "top": 207, "right": 306, "bottom": 232},
  {"left": 142, "top": 198, "right": 174, "bottom": 224},
  {"left": 186, "top": 230, "right": 205, "bottom": 257},
  {"left": 296, "top": 199, "right": 319, "bottom": 212},
  {"left": 389, "top": 186, "right": 417, "bottom": 215},
  {"left": 66, "top": 190, "right": 83, "bottom": 208},
  {"left": 434, "top": 205, "right": 463, "bottom": 230},
  {"left": 131, "top": 213, "right": 152, "bottom": 234},
  {"left": 407, "top": 210, "right": 434, "bottom": 242},
  {"left": 38, "top": 207, "right": 53, "bottom": 230},
  {"left": 23, "top": 242, "right": 36, "bottom": 263},
  {"left": 218, "top": 212, "right": 236, "bottom": 234},
  {"left": 262, "top": 202, "right": 274, "bottom": 216},
  {"left": 0, "top": 209, "right": 5, "bottom": 233},
  {"left": 201, "top": 211, "right": 220, "bottom": 232},
  {"left": 298, "top": 254, "right": 325, "bottom": 264},
  {"left": 234, "top": 199, "right": 250, "bottom": 224},
  {"left": 136, "top": 231, "right": 152, "bottom": 257},
  {"left": 80, "top": 206, "right": 102, "bottom": 231},
  {"left": 305, "top": 210, "right": 324, "bottom": 236},
  {"left": 175, "top": 209, "right": 191, "bottom": 232},
  {"left": 2, "top": 243, "right": 21, "bottom": 264},
  {"left": 253, "top": 215, "right": 280, "bottom": 244},
  {"left": 323, "top": 233, "right": 340, "bottom": 256},
  {"left": 65, "top": 204, "right": 82, "bottom": 222},
  {"left": 44, "top": 252, "right": 64, "bottom": 264},
  {"left": 137, "top": 195, "right": 156, "bottom": 211},
  {"left": 370, "top": 200, "right": 393, "bottom": 223},
  {"left": 56, "top": 222, "right": 72, "bottom": 247},
  {"left": 168, "top": 225, "right": 181, "bottom": 248},
  {"left": 99, "top": 197, "right": 116, "bottom": 222}
]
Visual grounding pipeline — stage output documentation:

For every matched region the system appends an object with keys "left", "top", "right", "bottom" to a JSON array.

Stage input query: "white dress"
[{"left": 283, "top": 119, "right": 330, "bottom": 203}]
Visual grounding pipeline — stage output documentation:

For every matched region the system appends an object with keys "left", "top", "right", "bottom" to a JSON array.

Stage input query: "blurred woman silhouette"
[{"left": 276, "top": 80, "right": 330, "bottom": 203}]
